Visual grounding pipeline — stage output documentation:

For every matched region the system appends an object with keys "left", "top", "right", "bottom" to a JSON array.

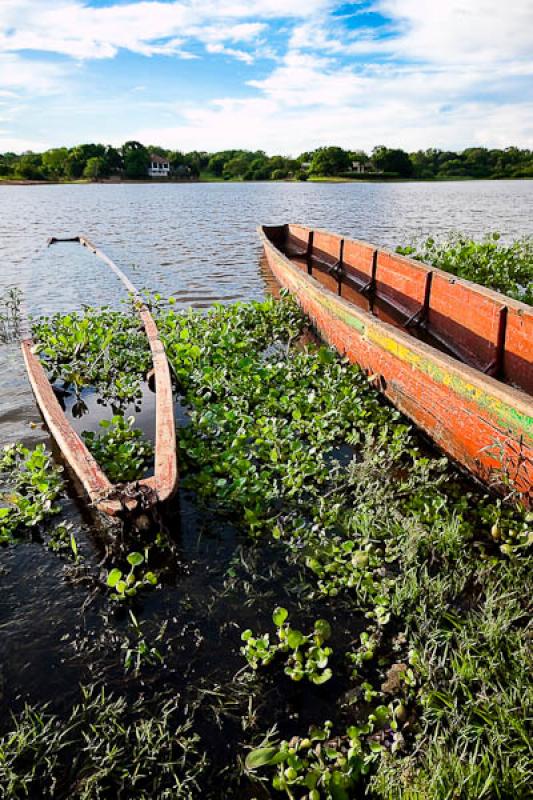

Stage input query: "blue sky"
[{"left": 1, "top": 0, "right": 532, "bottom": 154}]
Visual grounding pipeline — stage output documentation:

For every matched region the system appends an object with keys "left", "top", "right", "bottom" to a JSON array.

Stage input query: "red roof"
[{"left": 150, "top": 154, "right": 169, "bottom": 165}]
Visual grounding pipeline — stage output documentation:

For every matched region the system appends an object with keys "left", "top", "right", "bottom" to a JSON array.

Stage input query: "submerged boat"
[
  {"left": 21, "top": 236, "right": 178, "bottom": 516},
  {"left": 259, "top": 224, "right": 533, "bottom": 505}
]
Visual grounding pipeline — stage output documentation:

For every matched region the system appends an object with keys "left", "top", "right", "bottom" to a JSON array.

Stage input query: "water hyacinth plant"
[
  {"left": 396, "top": 232, "right": 533, "bottom": 304},
  {"left": 106, "top": 551, "right": 158, "bottom": 600},
  {"left": 32, "top": 304, "right": 151, "bottom": 404},
  {"left": 82, "top": 415, "right": 154, "bottom": 483},
  {"left": 241, "top": 607, "right": 333, "bottom": 684},
  {"left": 0, "top": 443, "right": 63, "bottom": 543}
]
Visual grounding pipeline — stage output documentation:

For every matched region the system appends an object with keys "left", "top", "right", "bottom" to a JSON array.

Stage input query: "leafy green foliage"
[
  {"left": 397, "top": 232, "right": 533, "bottom": 304},
  {"left": 82, "top": 415, "right": 154, "bottom": 483},
  {"left": 246, "top": 718, "right": 389, "bottom": 798},
  {"left": 4, "top": 142, "right": 533, "bottom": 182},
  {"left": 0, "top": 443, "right": 63, "bottom": 543},
  {"left": 241, "top": 608, "right": 333, "bottom": 684},
  {"left": 122, "top": 611, "right": 165, "bottom": 675},
  {"left": 32, "top": 304, "right": 151, "bottom": 404},
  {"left": 106, "top": 550, "right": 158, "bottom": 601},
  {"left": 46, "top": 521, "right": 80, "bottom": 562},
  {"left": 156, "top": 294, "right": 531, "bottom": 796}
]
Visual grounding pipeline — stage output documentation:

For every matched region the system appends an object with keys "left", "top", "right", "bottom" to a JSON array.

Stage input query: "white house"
[{"left": 148, "top": 154, "right": 170, "bottom": 177}]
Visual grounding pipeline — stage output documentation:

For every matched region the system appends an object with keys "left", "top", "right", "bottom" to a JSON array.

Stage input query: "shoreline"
[{"left": 1, "top": 176, "right": 531, "bottom": 186}]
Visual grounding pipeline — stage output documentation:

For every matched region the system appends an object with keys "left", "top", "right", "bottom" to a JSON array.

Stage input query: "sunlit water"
[{"left": 1, "top": 179, "right": 531, "bottom": 447}]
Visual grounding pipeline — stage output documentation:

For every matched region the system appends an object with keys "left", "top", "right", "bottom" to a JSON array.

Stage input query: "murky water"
[{"left": 0, "top": 181, "right": 532, "bottom": 795}]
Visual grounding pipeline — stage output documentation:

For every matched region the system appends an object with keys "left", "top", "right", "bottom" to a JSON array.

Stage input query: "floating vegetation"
[
  {"left": 82, "top": 415, "right": 154, "bottom": 483},
  {"left": 122, "top": 611, "right": 165, "bottom": 675},
  {"left": 246, "top": 717, "right": 388, "bottom": 798},
  {"left": 0, "top": 443, "right": 63, "bottom": 543},
  {"left": 1, "top": 289, "right": 531, "bottom": 798},
  {"left": 106, "top": 550, "right": 158, "bottom": 600},
  {"left": 241, "top": 607, "right": 333, "bottom": 684},
  {"left": 397, "top": 232, "right": 533, "bottom": 304},
  {"left": 32, "top": 304, "right": 151, "bottom": 404}
]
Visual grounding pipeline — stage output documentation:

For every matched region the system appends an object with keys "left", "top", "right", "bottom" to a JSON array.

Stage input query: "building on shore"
[{"left": 148, "top": 154, "right": 170, "bottom": 177}]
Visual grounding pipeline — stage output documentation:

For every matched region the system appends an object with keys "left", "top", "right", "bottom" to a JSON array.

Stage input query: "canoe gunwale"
[
  {"left": 23, "top": 236, "right": 178, "bottom": 516},
  {"left": 259, "top": 225, "right": 532, "bottom": 415},
  {"left": 259, "top": 223, "right": 532, "bottom": 504}
]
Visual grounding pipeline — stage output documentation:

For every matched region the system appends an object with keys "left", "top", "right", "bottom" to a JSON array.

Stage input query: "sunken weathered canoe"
[
  {"left": 259, "top": 224, "right": 533, "bottom": 506},
  {"left": 21, "top": 236, "right": 178, "bottom": 517}
]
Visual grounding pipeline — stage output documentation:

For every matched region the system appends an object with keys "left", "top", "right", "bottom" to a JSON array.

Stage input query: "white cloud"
[
  {"left": 375, "top": 0, "right": 533, "bottom": 64},
  {"left": 0, "top": 53, "right": 67, "bottom": 94},
  {"left": 134, "top": 95, "right": 533, "bottom": 155},
  {"left": 0, "top": 0, "right": 324, "bottom": 61}
]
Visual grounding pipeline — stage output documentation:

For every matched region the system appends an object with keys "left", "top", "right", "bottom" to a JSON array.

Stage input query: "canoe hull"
[
  {"left": 260, "top": 226, "right": 533, "bottom": 505},
  {"left": 23, "top": 237, "right": 178, "bottom": 517}
]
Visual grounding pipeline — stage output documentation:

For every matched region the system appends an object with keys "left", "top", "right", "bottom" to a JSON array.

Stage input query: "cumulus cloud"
[{"left": 0, "top": 0, "right": 322, "bottom": 60}]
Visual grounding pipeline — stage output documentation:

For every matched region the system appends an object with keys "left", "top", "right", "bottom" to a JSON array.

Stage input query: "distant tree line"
[{"left": 1, "top": 142, "right": 532, "bottom": 181}]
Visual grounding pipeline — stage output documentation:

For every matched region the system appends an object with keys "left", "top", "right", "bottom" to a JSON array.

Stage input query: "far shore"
[{"left": 1, "top": 175, "right": 531, "bottom": 187}]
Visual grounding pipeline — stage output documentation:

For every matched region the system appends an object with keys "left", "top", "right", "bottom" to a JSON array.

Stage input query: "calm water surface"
[{"left": 1, "top": 179, "right": 532, "bottom": 446}]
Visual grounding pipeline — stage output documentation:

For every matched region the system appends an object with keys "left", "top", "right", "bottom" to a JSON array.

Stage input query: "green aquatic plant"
[
  {"left": 0, "top": 685, "right": 207, "bottom": 799},
  {"left": 0, "top": 443, "right": 63, "bottom": 543},
  {"left": 396, "top": 232, "right": 533, "bottom": 304},
  {"left": 32, "top": 304, "right": 151, "bottom": 404},
  {"left": 246, "top": 716, "right": 389, "bottom": 799},
  {"left": 241, "top": 607, "right": 333, "bottom": 685},
  {"left": 155, "top": 294, "right": 532, "bottom": 797},
  {"left": 106, "top": 550, "right": 158, "bottom": 600},
  {"left": 46, "top": 521, "right": 80, "bottom": 562},
  {"left": 122, "top": 611, "right": 165, "bottom": 675},
  {"left": 82, "top": 415, "right": 154, "bottom": 483}
]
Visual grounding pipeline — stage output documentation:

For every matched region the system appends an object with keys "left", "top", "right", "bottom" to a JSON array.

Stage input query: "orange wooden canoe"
[
  {"left": 259, "top": 224, "right": 533, "bottom": 506},
  {"left": 21, "top": 236, "right": 178, "bottom": 517}
]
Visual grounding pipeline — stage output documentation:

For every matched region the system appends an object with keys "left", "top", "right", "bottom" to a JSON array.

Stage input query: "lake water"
[
  {"left": 1, "top": 179, "right": 533, "bottom": 316},
  {"left": 1, "top": 179, "right": 532, "bottom": 446}
]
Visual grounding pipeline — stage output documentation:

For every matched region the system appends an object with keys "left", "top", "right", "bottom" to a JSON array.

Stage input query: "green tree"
[
  {"left": 309, "top": 146, "right": 351, "bottom": 176},
  {"left": 41, "top": 148, "right": 68, "bottom": 179},
  {"left": 124, "top": 146, "right": 149, "bottom": 179},
  {"left": 83, "top": 157, "right": 106, "bottom": 180},
  {"left": 15, "top": 153, "right": 43, "bottom": 180},
  {"left": 372, "top": 146, "right": 413, "bottom": 177},
  {"left": 105, "top": 146, "right": 123, "bottom": 174},
  {"left": 223, "top": 153, "right": 253, "bottom": 180}
]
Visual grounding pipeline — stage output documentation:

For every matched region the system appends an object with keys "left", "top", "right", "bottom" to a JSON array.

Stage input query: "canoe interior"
[{"left": 264, "top": 224, "right": 533, "bottom": 396}]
